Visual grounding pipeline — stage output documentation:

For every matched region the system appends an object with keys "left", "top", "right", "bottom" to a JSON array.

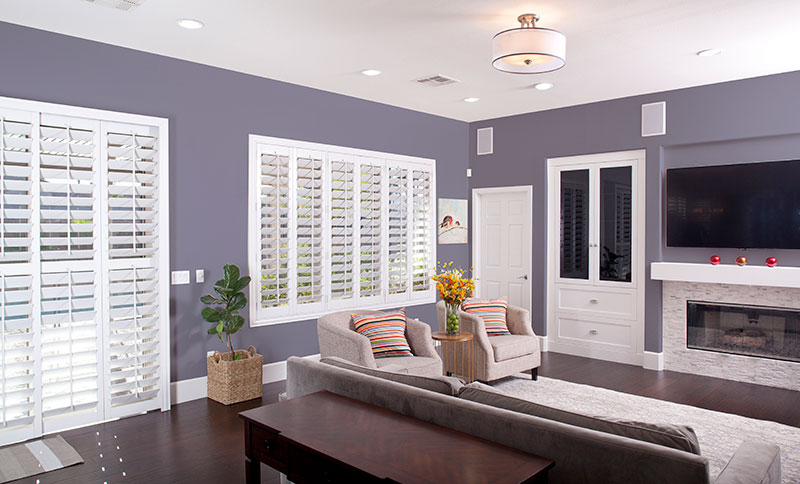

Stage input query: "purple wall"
[
  {"left": 0, "top": 22, "right": 469, "bottom": 381},
  {"left": 469, "top": 70, "right": 800, "bottom": 352}
]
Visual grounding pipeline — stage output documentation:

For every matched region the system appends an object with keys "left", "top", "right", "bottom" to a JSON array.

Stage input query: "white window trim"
[
  {"left": 248, "top": 135, "right": 436, "bottom": 326},
  {"left": 0, "top": 95, "right": 170, "bottom": 445}
]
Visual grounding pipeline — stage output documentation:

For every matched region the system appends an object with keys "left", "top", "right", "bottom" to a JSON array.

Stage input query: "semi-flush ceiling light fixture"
[{"left": 492, "top": 14, "right": 566, "bottom": 74}]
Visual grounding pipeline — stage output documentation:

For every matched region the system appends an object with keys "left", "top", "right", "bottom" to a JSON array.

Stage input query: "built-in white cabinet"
[{"left": 546, "top": 150, "right": 646, "bottom": 365}]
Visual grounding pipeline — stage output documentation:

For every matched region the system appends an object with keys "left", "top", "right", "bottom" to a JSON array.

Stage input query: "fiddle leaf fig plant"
[{"left": 201, "top": 264, "right": 251, "bottom": 360}]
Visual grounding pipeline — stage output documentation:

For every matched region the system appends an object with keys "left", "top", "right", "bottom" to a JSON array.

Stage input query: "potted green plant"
[{"left": 201, "top": 264, "right": 263, "bottom": 405}]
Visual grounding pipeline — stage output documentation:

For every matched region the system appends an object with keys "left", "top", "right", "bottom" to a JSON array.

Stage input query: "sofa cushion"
[
  {"left": 352, "top": 310, "right": 413, "bottom": 358},
  {"left": 489, "top": 334, "right": 538, "bottom": 362},
  {"left": 460, "top": 382, "right": 701, "bottom": 455},
  {"left": 321, "top": 357, "right": 463, "bottom": 396},
  {"left": 462, "top": 298, "right": 511, "bottom": 335}
]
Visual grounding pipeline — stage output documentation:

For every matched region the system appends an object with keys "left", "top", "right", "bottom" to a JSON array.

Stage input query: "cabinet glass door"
[
  {"left": 598, "top": 166, "right": 632, "bottom": 283},
  {"left": 559, "top": 169, "right": 590, "bottom": 280}
]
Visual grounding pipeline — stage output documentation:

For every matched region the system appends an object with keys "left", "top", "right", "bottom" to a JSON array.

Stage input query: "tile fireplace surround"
[{"left": 654, "top": 263, "right": 800, "bottom": 391}]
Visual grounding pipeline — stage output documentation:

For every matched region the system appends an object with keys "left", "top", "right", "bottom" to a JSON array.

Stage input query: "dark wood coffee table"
[{"left": 240, "top": 390, "right": 553, "bottom": 484}]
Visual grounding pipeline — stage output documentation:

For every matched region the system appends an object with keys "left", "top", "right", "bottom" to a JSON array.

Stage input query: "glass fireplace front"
[{"left": 686, "top": 301, "right": 800, "bottom": 363}]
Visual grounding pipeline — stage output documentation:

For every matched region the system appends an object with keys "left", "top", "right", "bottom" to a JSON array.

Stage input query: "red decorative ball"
[
  {"left": 709, "top": 255, "right": 720, "bottom": 265},
  {"left": 736, "top": 256, "right": 747, "bottom": 266},
  {"left": 765, "top": 257, "right": 778, "bottom": 267}
]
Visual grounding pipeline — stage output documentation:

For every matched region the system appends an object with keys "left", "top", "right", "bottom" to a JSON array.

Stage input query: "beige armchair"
[
  {"left": 436, "top": 301, "right": 540, "bottom": 382},
  {"left": 317, "top": 310, "right": 443, "bottom": 377}
]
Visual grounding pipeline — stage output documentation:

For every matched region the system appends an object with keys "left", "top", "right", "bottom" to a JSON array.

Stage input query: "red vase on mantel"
[
  {"left": 766, "top": 257, "right": 778, "bottom": 267},
  {"left": 736, "top": 256, "right": 747, "bottom": 266},
  {"left": 709, "top": 255, "right": 720, "bottom": 265}
]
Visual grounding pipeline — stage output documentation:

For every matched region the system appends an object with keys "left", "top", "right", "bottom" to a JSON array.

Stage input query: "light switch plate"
[
  {"left": 171, "top": 270, "right": 190, "bottom": 285},
  {"left": 196, "top": 269, "right": 204, "bottom": 283}
]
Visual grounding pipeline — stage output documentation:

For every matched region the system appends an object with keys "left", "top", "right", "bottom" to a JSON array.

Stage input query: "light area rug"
[
  {"left": 0, "top": 435, "right": 83, "bottom": 483},
  {"left": 491, "top": 376, "right": 798, "bottom": 484}
]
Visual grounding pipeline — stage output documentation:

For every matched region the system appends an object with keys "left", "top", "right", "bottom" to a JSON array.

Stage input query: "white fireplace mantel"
[{"left": 651, "top": 262, "right": 800, "bottom": 288}]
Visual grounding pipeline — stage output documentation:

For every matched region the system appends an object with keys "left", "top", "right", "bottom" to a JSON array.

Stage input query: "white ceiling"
[{"left": 2, "top": 0, "right": 799, "bottom": 122}]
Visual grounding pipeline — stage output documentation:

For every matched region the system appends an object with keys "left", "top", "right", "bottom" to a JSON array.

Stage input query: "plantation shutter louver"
[
  {"left": 329, "top": 155, "right": 355, "bottom": 301},
  {"left": 38, "top": 114, "right": 102, "bottom": 431},
  {"left": 249, "top": 136, "right": 435, "bottom": 325},
  {"left": 411, "top": 168, "right": 432, "bottom": 293},
  {"left": 387, "top": 166, "right": 409, "bottom": 296},
  {"left": 359, "top": 161, "right": 382, "bottom": 299},
  {"left": 103, "top": 122, "right": 164, "bottom": 418},
  {"left": 0, "top": 274, "right": 36, "bottom": 434},
  {"left": 1, "top": 109, "right": 35, "bottom": 264},
  {"left": 258, "top": 149, "right": 291, "bottom": 310},
  {"left": 295, "top": 151, "right": 324, "bottom": 306}
]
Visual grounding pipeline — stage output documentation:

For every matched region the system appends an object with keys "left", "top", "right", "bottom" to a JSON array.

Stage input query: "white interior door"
[{"left": 472, "top": 187, "right": 532, "bottom": 310}]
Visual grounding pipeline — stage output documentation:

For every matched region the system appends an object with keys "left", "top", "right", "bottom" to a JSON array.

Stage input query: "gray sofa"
[{"left": 284, "top": 357, "right": 781, "bottom": 484}]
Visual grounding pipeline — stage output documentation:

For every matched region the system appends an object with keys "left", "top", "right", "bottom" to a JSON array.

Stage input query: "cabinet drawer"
[
  {"left": 250, "top": 425, "right": 288, "bottom": 471},
  {"left": 557, "top": 287, "right": 636, "bottom": 318},
  {"left": 557, "top": 316, "right": 633, "bottom": 348},
  {"left": 288, "top": 446, "right": 379, "bottom": 484}
]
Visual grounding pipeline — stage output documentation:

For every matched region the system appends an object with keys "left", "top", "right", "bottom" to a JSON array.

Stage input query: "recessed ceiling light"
[
  {"left": 533, "top": 82, "right": 554, "bottom": 91},
  {"left": 361, "top": 69, "right": 382, "bottom": 77},
  {"left": 177, "top": 19, "right": 204, "bottom": 30},
  {"left": 463, "top": 97, "right": 480, "bottom": 103},
  {"left": 696, "top": 48, "right": 722, "bottom": 57}
]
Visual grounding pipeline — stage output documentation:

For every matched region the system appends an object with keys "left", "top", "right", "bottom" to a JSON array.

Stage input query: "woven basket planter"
[{"left": 207, "top": 346, "right": 263, "bottom": 405}]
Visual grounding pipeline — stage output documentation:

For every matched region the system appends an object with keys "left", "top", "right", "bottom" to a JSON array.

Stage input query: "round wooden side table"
[{"left": 432, "top": 331, "right": 474, "bottom": 383}]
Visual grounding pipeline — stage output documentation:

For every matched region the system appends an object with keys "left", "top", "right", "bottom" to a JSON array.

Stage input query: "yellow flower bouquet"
[{"left": 431, "top": 261, "right": 476, "bottom": 334}]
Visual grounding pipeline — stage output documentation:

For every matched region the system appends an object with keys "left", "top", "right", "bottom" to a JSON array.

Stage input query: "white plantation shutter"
[
  {"left": 0, "top": 97, "right": 168, "bottom": 446},
  {"left": 106, "top": 267, "right": 160, "bottom": 414},
  {"left": 1, "top": 274, "right": 36, "bottom": 439},
  {"left": 1, "top": 109, "right": 35, "bottom": 264},
  {"left": 258, "top": 149, "right": 291, "bottom": 310},
  {"left": 328, "top": 155, "right": 355, "bottom": 301},
  {"left": 359, "top": 160, "right": 382, "bottom": 299},
  {"left": 411, "top": 168, "right": 433, "bottom": 293},
  {"left": 295, "top": 151, "right": 324, "bottom": 306},
  {"left": 102, "top": 122, "right": 164, "bottom": 418},
  {"left": 387, "top": 166, "right": 409, "bottom": 296},
  {"left": 250, "top": 136, "right": 435, "bottom": 325},
  {"left": 39, "top": 270, "right": 100, "bottom": 429}
]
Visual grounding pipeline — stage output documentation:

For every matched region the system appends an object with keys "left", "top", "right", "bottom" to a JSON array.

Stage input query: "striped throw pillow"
[
  {"left": 352, "top": 310, "right": 413, "bottom": 358},
  {"left": 462, "top": 298, "right": 511, "bottom": 335}
]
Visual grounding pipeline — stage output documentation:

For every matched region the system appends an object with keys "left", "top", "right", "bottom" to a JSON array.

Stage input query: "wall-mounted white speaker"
[
  {"left": 641, "top": 102, "right": 666, "bottom": 137},
  {"left": 477, "top": 127, "right": 493, "bottom": 155}
]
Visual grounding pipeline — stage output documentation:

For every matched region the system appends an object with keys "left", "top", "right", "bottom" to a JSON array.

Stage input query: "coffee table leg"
[{"left": 245, "top": 456, "right": 260, "bottom": 483}]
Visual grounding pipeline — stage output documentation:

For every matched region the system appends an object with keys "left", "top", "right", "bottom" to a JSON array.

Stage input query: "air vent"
[
  {"left": 83, "top": 0, "right": 146, "bottom": 11},
  {"left": 415, "top": 74, "right": 460, "bottom": 87}
]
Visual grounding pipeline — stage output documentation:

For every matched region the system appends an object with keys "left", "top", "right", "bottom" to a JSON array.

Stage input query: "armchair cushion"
[
  {"left": 353, "top": 310, "right": 413, "bottom": 358},
  {"left": 462, "top": 297, "right": 511, "bottom": 335},
  {"left": 489, "top": 334, "right": 539, "bottom": 362}
]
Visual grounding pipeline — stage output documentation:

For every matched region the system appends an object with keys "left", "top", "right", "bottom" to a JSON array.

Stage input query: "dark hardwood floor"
[{"left": 12, "top": 353, "right": 799, "bottom": 483}]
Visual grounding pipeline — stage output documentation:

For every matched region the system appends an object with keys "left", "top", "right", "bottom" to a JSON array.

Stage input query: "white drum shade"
[{"left": 492, "top": 27, "right": 566, "bottom": 74}]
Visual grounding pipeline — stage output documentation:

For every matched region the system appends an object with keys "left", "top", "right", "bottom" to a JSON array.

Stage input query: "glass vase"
[{"left": 445, "top": 301, "right": 460, "bottom": 335}]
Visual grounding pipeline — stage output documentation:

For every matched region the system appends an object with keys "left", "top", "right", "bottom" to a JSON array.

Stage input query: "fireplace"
[{"left": 687, "top": 301, "right": 800, "bottom": 363}]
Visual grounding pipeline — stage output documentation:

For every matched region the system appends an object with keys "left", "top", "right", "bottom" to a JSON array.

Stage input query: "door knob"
[{"left": 517, "top": 275, "right": 528, "bottom": 280}]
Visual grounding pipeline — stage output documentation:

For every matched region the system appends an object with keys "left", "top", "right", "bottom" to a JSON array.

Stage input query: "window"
[
  {"left": 0, "top": 97, "right": 169, "bottom": 446},
  {"left": 249, "top": 136, "right": 436, "bottom": 325}
]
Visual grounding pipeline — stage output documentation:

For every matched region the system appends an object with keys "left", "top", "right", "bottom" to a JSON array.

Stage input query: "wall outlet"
[
  {"left": 196, "top": 269, "right": 204, "bottom": 283},
  {"left": 466, "top": 168, "right": 472, "bottom": 177},
  {"left": 206, "top": 350, "right": 215, "bottom": 357},
  {"left": 171, "top": 270, "right": 190, "bottom": 285}
]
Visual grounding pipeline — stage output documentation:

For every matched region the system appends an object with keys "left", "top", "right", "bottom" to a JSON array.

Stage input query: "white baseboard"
[
  {"left": 547, "top": 341, "right": 644, "bottom": 367},
  {"left": 643, "top": 351, "right": 664, "bottom": 371},
  {"left": 538, "top": 336, "right": 549, "bottom": 352},
  {"left": 169, "top": 353, "right": 321, "bottom": 406}
]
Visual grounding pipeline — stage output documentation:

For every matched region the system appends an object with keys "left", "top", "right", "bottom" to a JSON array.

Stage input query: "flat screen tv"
[{"left": 666, "top": 159, "right": 800, "bottom": 249}]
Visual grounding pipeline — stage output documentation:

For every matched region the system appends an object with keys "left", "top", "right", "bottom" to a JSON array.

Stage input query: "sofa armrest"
[
  {"left": 506, "top": 305, "right": 536, "bottom": 336},
  {"left": 714, "top": 441, "right": 781, "bottom": 484},
  {"left": 317, "top": 323, "right": 377, "bottom": 368},
  {"left": 406, "top": 317, "right": 440, "bottom": 360}
]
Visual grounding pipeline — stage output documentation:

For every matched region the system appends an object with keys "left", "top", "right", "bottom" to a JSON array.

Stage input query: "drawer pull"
[
  {"left": 589, "top": 298, "right": 599, "bottom": 304},
  {"left": 589, "top": 329, "right": 599, "bottom": 335}
]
